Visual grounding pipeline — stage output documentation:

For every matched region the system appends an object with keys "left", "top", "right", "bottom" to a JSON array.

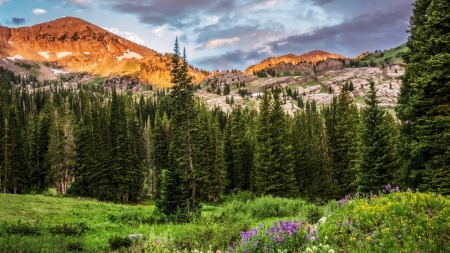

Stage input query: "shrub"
[
  {"left": 231, "top": 190, "right": 255, "bottom": 202},
  {"left": 49, "top": 223, "right": 89, "bottom": 236},
  {"left": 321, "top": 191, "right": 450, "bottom": 252},
  {"left": 4, "top": 220, "right": 41, "bottom": 236},
  {"left": 67, "top": 242, "right": 84, "bottom": 251},
  {"left": 108, "top": 236, "right": 132, "bottom": 250}
]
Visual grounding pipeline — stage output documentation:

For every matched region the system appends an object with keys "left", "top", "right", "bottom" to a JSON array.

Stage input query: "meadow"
[{"left": 0, "top": 187, "right": 449, "bottom": 253}]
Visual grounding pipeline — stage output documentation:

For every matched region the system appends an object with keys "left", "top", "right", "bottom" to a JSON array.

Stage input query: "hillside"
[
  {"left": 356, "top": 43, "right": 408, "bottom": 66},
  {"left": 244, "top": 50, "right": 346, "bottom": 75},
  {"left": 0, "top": 17, "right": 206, "bottom": 87}
]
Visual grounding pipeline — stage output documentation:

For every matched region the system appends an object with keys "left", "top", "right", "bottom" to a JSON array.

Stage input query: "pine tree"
[
  {"left": 151, "top": 112, "right": 170, "bottom": 199},
  {"left": 253, "top": 89, "right": 297, "bottom": 197},
  {"left": 158, "top": 38, "right": 200, "bottom": 219},
  {"left": 324, "top": 86, "right": 359, "bottom": 197},
  {"left": 356, "top": 80, "right": 399, "bottom": 193},
  {"left": 396, "top": 0, "right": 450, "bottom": 193}
]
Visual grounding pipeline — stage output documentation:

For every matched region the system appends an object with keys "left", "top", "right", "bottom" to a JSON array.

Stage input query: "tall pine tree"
[{"left": 396, "top": 0, "right": 450, "bottom": 194}]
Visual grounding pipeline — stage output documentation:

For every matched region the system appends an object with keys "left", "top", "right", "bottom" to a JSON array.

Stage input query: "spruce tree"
[
  {"left": 324, "top": 86, "right": 359, "bottom": 197},
  {"left": 396, "top": 0, "right": 450, "bottom": 194},
  {"left": 158, "top": 38, "right": 200, "bottom": 219},
  {"left": 356, "top": 80, "right": 399, "bottom": 193},
  {"left": 253, "top": 89, "right": 297, "bottom": 197}
]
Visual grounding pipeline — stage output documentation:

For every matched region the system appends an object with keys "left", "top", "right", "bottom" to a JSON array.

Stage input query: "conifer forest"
[{"left": 1, "top": 0, "right": 450, "bottom": 252}]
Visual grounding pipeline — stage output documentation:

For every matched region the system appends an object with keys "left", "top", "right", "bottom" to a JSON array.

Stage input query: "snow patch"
[
  {"left": 83, "top": 52, "right": 90, "bottom": 55},
  {"left": 8, "top": 40, "right": 14, "bottom": 45},
  {"left": 51, "top": 68, "right": 69, "bottom": 75},
  {"left": 57, "top": 52, "right": 72, "bottom": 59},
  {"left": 116, "top": 49, "right": 142, "bottom": 61},
  {"left": 107, "top": 45, "right": 110, "bottom": 51},
  {"left": 6, "top": 55, "right": 23, "bottom": 61},
  {"left": 38, "top": 51, "right": 50, "bottom": 59},
  {"left": 98, "top": 59, "right": 102, "bottom": 61},
  {"left": 118, "top": 39, "right": 122, "bottom": 44}
]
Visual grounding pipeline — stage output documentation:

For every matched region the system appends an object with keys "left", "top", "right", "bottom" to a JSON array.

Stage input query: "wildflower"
[
  {"left": 264, "top": 246, "right": 268, "bottom": 251},
  {"left": 328, "top": 250, "right": 335, "bottom": 253},
  {"left": 386, "top": 184, "right": 392, "bottom": 191}
]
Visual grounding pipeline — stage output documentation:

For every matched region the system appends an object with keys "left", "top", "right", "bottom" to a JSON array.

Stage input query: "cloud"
[
  {"left": 103, "top": 27, "right": 144, "bottom": 45},
  {"left": 311, "top": 0, "right": 334, "bottom": 6},
  {"left": 194, "top": 0, "right": 413, "bottom": 71},
  {"left": 66, "top": 0, "right": 91, "bottom": 4},
  {"left": 107, "top": 0, "right": 263, "bottom": 29},
  {"left": 0, "top": 0, "right": 9, "bottom": 5},
  {"left": 201, "top": 37, "right": 240, "bottom": 49},
  {"left": 33, "top": 8, "right": 47, "bottom": 15},
  {"left": 11, "top": 18, "right": 25, "bottom": 25},
  {"left": 152, "top": 26, "right": 166, "bottom": 37},
  {"left": 263, "top": 1, "right": 413, "bottom": 57}
]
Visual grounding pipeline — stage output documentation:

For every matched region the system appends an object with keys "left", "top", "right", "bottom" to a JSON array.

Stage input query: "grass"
[
  {"left": 358, "top": 44, "right": 408, "bottom": 66},
  {"left": 1, "top": 189, "right": 449, "bottom": 252}
]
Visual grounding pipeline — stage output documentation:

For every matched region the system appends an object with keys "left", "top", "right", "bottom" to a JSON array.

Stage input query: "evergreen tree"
[
  {"left": 396, "top": 0, "right": 450, "bottom": 193},
  {"left": 158, "top": 38, "right": 200, "bottom": 219},
  {"left": 356, "top": 80, "right": 399, "bottom": 193},
  {"left": 253, "top": 89, "right": 297, "bottom": 197},
  {"left": 151, "top": 113, "right": 170, "bottom": 199},
  {"left": 324, "top": 86, "right": 359, "bottom": 197}
]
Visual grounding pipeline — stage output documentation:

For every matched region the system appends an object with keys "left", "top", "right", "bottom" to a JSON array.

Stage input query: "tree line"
[{"left": 1, "top": 0, "right": 449, "bottom": 221}]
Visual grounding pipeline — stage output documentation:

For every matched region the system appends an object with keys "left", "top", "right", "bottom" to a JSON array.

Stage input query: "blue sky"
[{"left": 0, "top": 0, "right": 414, "bottom": 71}]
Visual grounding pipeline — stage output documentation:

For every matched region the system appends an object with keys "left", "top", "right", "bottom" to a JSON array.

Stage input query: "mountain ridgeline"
[{"left": 0, "top": 17, "right": 207, "bottom": 87}]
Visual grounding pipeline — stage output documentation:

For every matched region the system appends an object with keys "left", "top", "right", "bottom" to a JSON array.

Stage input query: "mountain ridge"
[
  {"left": 0, "top": 17, "right": 206, "bottom": 87},
  {"left": 244, "top": 50, "right": 346, "bottom": 75}
]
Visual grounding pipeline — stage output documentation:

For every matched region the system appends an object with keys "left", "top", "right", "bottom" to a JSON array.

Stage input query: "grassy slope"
[
  {"left": 0, "top": 194, "right": 168, "bottom": 252},
  {"left": 358, "top": 43, "right": 408, "bottom": 66}
]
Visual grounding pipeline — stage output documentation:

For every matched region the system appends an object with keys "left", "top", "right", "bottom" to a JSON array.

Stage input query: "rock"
[{"left": 127, "top": 234, "right": 144, "bottom": 240}]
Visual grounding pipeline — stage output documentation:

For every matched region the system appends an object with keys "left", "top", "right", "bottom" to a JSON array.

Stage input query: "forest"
[{"left": 1, "top": 0, "right": 450, "bottom": 251}]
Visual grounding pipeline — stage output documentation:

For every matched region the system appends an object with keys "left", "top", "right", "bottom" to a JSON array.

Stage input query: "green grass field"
[
  {"left": 358, "top": 44, "right": 408, "bottom": 66},
  {"left": 1, "top": 190, "right": 449, "bottom": 253}
]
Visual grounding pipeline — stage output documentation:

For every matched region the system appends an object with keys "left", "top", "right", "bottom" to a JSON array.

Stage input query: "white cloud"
[
  {"left": 103, "top": 27, "right": 144, "bottom": 45},
  {"left": 33, "top": 8, "right": 47, "bottom": 15},
  {"left": 152, "top": 26, "right": 166, "bottom": 37},
  {"left": 201, "top": 37, "right": 241, "bottom": 49},
  {"left": 0, "top": 0, "right": 9, "bottom": 5},
  {"left": 65, "top": 0, "right": 91, "bottom": 4}
]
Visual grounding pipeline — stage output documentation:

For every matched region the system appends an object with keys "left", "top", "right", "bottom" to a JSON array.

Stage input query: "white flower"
[{"left": 328, "top": 249, "right": 335, "bottom": 253}]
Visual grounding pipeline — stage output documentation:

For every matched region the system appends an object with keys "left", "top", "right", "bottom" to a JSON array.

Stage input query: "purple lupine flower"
[
  {"left": 306, "top": 235, "right": 311, "bottom": 241},
  {"left": 386, "top": 184, "right": 392, "bottom": 191},
  {"left": 371, "top": 239, "right": 375, "bottom": 245},
  {"left": 264, "top": 246, "right": 268, "bottom": 251},
  {"left": 395, "top": 186, "right": 400, "bottom": 192}
]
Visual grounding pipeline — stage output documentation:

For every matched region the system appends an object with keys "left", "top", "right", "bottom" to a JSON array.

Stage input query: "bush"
[
  {"left": 231, "top": 190, "right": 255, "bottom": 202},
  {"left": 67, "top": 242, "right": 84, "bottom": 251},
  {"left": 108, "top": 236, "right": 132, "bottom": 250},
  {"left": 4, "top": 220, "right": 41, "bottom": 236},
  {"left": 321, "top": 192, "right": 450, "bottom": 252},
  {"left": 222, "top": 195, "right": 307, "bottom": 220},
  {"left": 49, "top": 223, "right": 89, "bottom": 236}
]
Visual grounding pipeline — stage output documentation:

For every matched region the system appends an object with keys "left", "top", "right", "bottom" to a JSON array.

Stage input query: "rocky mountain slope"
[
  {"left": 198, "top": 65, "right": 404, "bottom": 114},
  {"left": 244, "top": 50, "right": 346, "bottom": 75},
  {"left": 0, "top": 17, "right": 206, "bottom": 87}
]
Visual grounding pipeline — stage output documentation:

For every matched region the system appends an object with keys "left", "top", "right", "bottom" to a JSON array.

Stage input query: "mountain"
[
  {"left": 244, "top": 50, "right": 346, "bottom": 75},
  {"left": 0, "top": 17, "right": 205, "bottom": 87}
]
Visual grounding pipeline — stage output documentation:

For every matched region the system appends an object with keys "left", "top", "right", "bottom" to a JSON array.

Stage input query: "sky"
[{"left": 0, "top": 0, "right": 415, "bottom": 71}]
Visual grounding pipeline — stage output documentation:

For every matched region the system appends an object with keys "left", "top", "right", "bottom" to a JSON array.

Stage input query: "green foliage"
[
  {"left": 396, "top": 0, "right": 450, "bottom": 194},
  {"left": 108, "top": 235, "right": 133, "bottom": 250},
  {"left": 48, "top": 223, "right": 89, "bottom": 236},
  {"left": 253, "top": 89, "right": 297, "bottom": 197},
  {"left": 356, "top": 80, "right": 400, "bottom": 193},
  {"left": 322, "top": 191, "right": 450, "bottom": 252}
]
